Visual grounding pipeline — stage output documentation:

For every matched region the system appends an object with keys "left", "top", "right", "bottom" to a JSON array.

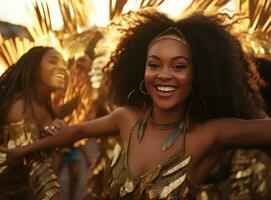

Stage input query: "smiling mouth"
[
  {"left": 53, "top": 73, "right": 65, "bottom": 80},
  {"left": 156, "top": 85, "right": 177, "bottom": 92}
]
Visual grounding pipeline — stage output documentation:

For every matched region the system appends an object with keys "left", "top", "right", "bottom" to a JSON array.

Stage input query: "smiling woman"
[
  {"left": 39, "top": 48, "right": 67, "bottom": 92},
  {"left": 0, "top": 46, "right": 67, "bottom": 200},
  {"left": 4, "top": 11, "right": 271, "bottom": 200},
  {"left": 145, "top": 31, "right": 193, "bottom": 112}
]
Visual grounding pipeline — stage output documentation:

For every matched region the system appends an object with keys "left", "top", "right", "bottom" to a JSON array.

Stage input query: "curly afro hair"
[{"left": 104, "top": 10, "right": 264, "bottom": 121}]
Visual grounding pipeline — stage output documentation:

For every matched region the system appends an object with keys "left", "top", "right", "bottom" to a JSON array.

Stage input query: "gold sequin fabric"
[
  {"left": 82, "top": 137, "right": 119, "bottom": 200},
  {"left": 104, "top": 123, "right": 196, "bottom": 200},
  {"left": 196, "top": 149, "right": 271, "bottom": 200},
  {"left": 0, "top": 120, "right": 59, "bottom": 200},
  {"left": 229, "top": 149, "right": 271, "bottom": 200}
]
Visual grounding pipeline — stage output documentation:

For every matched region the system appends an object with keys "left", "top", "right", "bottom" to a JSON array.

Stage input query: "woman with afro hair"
[{"left": 4, "top": 11, "right": 271, "bottom": 199}]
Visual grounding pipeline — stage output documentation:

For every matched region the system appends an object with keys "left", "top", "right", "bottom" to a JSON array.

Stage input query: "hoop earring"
[
  {"left": 127, "top": 89, "right": 136, "bottom": 103},
  {"left": 200, "top": 95, "right": 207, "bottom": 113},
  {"left": 139, "top": 80, "right": 148, "bottom": 96}
]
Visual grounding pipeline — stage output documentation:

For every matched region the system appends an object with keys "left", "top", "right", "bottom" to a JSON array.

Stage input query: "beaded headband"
[{"left": 147, "top": 27, "right": 190, "bottom": 50}]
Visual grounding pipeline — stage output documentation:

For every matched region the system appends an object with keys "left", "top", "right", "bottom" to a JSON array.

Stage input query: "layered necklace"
[{"left": 137, "top": 108, "right": 187, "bottom": 151}]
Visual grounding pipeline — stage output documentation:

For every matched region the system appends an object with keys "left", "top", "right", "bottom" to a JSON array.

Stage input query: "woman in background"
[{"left": 0, "top": 46, "right": 67, "bottom": 200}]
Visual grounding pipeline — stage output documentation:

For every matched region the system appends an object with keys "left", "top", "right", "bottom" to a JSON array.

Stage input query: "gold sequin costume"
[
  {"left": 229, "top": 149, "right": 271, "bottom": 199},
  {"left": 104, "top": 120, "right": 197, "bottom": 200},
  {"left": 197, "top": 149, "right": 271, "bottom": 200},
  {"left": 0, "top": 119, "right": 60, "bottom": 200},
  {"left": 82, "top": 103, "right": 119, "bottom": 200},
  {"left": 82, "top": 137, "right": 118, "bottom": 200}
]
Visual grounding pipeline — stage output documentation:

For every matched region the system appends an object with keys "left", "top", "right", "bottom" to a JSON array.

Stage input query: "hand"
[
  {"left": 74, "top": 55, "right": 92, "bottom": 72},
  {"left": 42, "top": 119, "right": 67, "bottom": 137},
  {"left": 0, "top": 148, "right": 23, "bottom": 167}
]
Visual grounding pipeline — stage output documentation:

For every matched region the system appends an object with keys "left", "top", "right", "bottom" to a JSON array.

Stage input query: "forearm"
[
  {"left": 18, "top": 125, "right": 82, "bottom": 157},
  {"left": 219, "top": 119, "right": 271, "bottom": 148},
  {"left": 17, "top": 116, "right": 119, "bottom": 157}
]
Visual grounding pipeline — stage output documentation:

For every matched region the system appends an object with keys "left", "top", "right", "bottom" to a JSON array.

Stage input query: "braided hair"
[{"left": 0, "top": 46, "right": 53, "bottom": 124}]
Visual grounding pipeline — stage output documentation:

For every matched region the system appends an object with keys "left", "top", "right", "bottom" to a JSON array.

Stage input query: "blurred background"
[{"left": 0, "top": 1, "right": 270, "bottom": 199}]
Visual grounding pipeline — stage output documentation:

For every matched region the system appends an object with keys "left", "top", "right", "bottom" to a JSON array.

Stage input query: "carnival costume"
[
  {"left": 0, "top": 119, "right": 59, "bottom": 200},
  {"left": 104, "top": 113, "right": 197, "bottom": 200}
]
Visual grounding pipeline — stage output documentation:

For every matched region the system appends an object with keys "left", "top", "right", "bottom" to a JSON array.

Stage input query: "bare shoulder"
[
  {"left": 112, "top": 106, "right": 144, "bottom": 122},
  {"left": 6, "top": 99, "right": 30, "bottom": 123},
  {"left": 186, "top": 118, "right": 241, "bottom": 156},
  {"left": 112, "top": 106, "right": 144, "bottom": 140}
]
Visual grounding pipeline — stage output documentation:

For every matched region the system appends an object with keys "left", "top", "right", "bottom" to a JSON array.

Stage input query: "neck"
[
  {"left": 35, "top": 85, "right": 51, "bottom": 105},
  {"left": 151, "top": 104, "right": 186, "bottom": 124}
]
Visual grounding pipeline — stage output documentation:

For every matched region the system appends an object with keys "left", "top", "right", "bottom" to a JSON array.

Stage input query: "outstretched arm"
[
  {"left": 215, "top": 118, "right": 271, "bottom": 148},
  {"left": 8, "top": 110, "right": 121, "bottom": 160}
]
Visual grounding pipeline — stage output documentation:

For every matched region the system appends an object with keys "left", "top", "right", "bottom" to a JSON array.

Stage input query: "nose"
[
  {"left": 58, "top": 64, "right": 66, "bottom": 69},
  {"left": 57, "top": 63, "right": 68, "bottom": 75},
  {"left": 157, "top": 66, "right": 172, "bottom": 80},
  {"left": 57, "top": 65, "right": 68, "bottom": 76}
]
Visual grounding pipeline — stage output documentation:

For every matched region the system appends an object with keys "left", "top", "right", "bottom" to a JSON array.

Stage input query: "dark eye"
[
  {"left": 49, "top": 59, "right": 58, "bottom": 64},
  {"left": 173, "top": 63, "right": 186, "bottom": 69},
  {"left": 148, "top": 63, "right": 159, "bottom": 68}
]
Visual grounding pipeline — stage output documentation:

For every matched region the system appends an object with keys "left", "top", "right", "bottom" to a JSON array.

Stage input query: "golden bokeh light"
[{"left": 0, "top": 0, "right": 271, "bottom": 80}]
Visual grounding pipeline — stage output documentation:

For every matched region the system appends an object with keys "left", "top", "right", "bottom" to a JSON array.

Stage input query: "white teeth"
[
  {"left": 54, "top": 74, "right": 64, "bottom": 79},
  {"left": 156, "top": 85, "right": 176, "bottom": 92}
]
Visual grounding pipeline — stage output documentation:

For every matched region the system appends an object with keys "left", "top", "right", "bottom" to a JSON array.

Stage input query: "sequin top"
[
  {"left": 197, "top": 149, "right": 271, "bottom": 200},
  {"left": 0, "top": 119, "right": 59, "bottom": 200},
  {"left": 104, "top": 120, "right": 197, "bottom": 200}
]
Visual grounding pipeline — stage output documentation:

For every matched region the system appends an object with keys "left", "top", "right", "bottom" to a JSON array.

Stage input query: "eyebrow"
[
  {"left": 48, "top": 55, "right": 67, "bottom": 64},
  {"left": 48, "top": 55, "right": 61, "bottom": 59},
  {"left": 147, "top": 55, "right": 191, "bottom": 63}
]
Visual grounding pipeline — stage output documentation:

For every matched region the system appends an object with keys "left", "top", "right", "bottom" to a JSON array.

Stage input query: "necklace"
[
  {"left": 147, "top": 115, "right": 182, "bottom": 130},
  {"left": 137, "top": 109, "right": 186, "bottom": 151}
]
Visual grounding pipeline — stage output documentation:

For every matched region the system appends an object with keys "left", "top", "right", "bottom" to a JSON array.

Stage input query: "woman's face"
[
  {"left": 39, "top": 48, "right": 67, "bottom": 92},
  {"left": 145, "top": 37, "right": 193, "bottom": 111}
]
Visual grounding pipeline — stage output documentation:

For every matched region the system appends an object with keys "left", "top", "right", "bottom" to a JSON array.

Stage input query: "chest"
[
  {"left": 32, "top": 105, "right": 53, "bottom": 127},
  {"left": 127, "top": 124, "right": 185, "bottom": 178},
  {"left": 108, "top": 137, "right": 193, "bottom": 200}
]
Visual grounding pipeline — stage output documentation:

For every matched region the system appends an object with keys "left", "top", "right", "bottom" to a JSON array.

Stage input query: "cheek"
[
  {"left": 178, "top": 68, "right": 193, "bottom": 84},
  {"left": 144, "top": 71, "right": 151, "bottom": 82},
  {"left": 40, "top": 67, "right": 52, "bottom": 85},
  {"left": 175, "top": 73, "right": 193, "bottom": 93},
  {"left": 144, "top": 66, "right": 157, "bottom": 80},
  {"left": 39, "top": 68, "right": 47, "bottom": 82},
  {"left": 144, "top": 70, "right": 154, "bottom": 91},
  {"left": 180, "top": 67, "right": 194, "bottom": 84},
  {"left": 178, "top": 75, "right": 193, "bottom": 86}
]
